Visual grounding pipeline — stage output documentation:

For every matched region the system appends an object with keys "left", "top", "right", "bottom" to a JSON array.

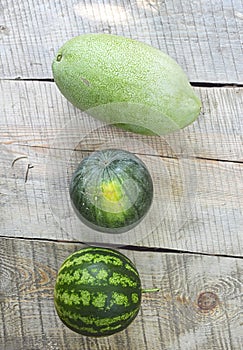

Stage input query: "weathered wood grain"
[
  {"left": 1, "top": 1, "right": 242, "bottom": 349},
  {"left": 1, "top": 80, "right": 242, "bottom": 161},
  {"left": 0, "top": 0, "right": 242, "bottom": 83},
  {"left": 0, "top": 238, "right": 242, "bottom": 350},
  {"left": 1, "top": 80, "right": 242, "bottom": 255}
]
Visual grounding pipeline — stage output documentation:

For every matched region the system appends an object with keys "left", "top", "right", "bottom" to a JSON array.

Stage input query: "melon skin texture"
[
  {"left": 69, "top": 149, "right": 153, "bottom": 234},
  {"left": 54, "top": 247, "right": 142, "bottom": 337},
  {"left": 52, "top": 33, "right": 201, "bottom": 135}
]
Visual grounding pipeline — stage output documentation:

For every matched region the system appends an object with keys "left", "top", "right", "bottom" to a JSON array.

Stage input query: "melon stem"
[{"left": 141, "top": 288, "right": 160, "bottom": 293}]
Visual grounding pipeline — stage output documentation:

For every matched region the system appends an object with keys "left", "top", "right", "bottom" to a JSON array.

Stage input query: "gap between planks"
[
  {"left": 9, "top": 143, "right": 243, "bottom": 165},
  {"left": 1, "top": 235, "right": 242, "bottom": 260},
  {"left": 1, "top": 77, "right": 243, "bottom": 88}
]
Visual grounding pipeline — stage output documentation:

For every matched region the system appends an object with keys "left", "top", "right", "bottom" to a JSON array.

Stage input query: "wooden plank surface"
[
  {"left": 1, "top": 80, "right": 242, "bottom": 255},
  {"left": 1, "top": 0, "right": 243, "bottom": 348},
  {"left": 0, "top": 238, "right": 242, "bottom": 350},
  {"left": 1, "top": 80, "right": 242, "bottom": 162},
  {"left": 0, "top": 0, "right": 243, "bottom": 83}
]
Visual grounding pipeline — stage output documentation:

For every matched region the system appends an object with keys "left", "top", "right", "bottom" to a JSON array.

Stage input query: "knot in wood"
[{"left": 197, "top": 291, "right": 219, "bottom": 311}]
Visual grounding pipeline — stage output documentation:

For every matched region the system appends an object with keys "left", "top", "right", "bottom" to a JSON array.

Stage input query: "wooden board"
[
  {"left": 1, "top": 80, "right": 242, "bottom": 161},
  {"left": 0, "top": 237, "right": 242, "bottom": 350},
  {"left": 1, "top": 1, "right": 242, "bottom": 348},
  {"left": 0, "top": 0, "right": 243, "bottom": 83},
  {"left": 1, "top": 80, "right": 242, "bottom": 255}
]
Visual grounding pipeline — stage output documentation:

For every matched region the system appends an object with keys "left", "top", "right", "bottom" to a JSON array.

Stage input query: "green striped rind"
[
  {"left": 69, "top": 149, "right": 153, "bottom": 234},
  {"left": 54, "top": 247, "right": 142, "bottom": 337}
]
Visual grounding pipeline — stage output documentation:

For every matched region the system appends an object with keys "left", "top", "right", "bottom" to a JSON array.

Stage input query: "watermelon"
[
  {"left": 69, "top": 149, "right": 153, "bottom": 233},
  {"left": 54, "top": 247, "right": 142, "bottom": 337}
]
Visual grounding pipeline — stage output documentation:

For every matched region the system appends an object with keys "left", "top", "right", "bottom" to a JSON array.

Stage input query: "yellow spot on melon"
[{"left": 101, "top": 180, "right": 123, "bottom": 202}]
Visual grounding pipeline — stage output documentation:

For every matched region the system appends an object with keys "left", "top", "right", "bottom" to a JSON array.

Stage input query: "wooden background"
[{"left": 0, "top": 0, "right": 242, "bottom": 349}]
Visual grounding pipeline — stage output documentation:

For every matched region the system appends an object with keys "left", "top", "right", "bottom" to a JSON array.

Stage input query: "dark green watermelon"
[
  {"left": 69, "top": 149, "right": 153, "bottom": 233},
  {"left": 54, "top": 247, "right": 142, "bottom": 337}
]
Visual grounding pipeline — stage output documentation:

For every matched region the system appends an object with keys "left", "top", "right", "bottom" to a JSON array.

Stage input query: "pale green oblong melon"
[{"left": 52, "top": 34, "right": 201, "bottom": 135}]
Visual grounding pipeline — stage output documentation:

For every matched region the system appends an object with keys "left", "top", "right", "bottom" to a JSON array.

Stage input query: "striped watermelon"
[{"left": 54, "top": 247, "right": 142, "bottom": 337}]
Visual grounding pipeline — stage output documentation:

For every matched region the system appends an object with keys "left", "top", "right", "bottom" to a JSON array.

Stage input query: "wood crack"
[
  {"left": 1, "top": 78, "right": 243, "bottom": 88},
  {"left": 0, "top": 235, "right": 242, "bottom": 260},
  {"left": 195, "top": 156, "right": 243, "bottom": 165},
  {"left": 191, "top": 82, "right": 243, "bottom": 88},
  {"left": 7, "top": 142, "right": 243, "bottom": 165}
]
